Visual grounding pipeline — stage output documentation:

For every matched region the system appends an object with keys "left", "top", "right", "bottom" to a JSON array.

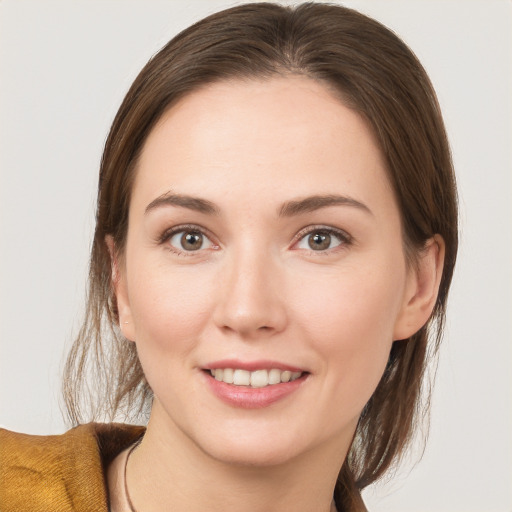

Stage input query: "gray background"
[{"left": 1, "top": 1, "right": 511, "bottom": 510}]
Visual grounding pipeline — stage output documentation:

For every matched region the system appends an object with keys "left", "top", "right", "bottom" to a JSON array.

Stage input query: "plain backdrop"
[{"left": 0, "top": 1, "right": 511, "bottom": 511}]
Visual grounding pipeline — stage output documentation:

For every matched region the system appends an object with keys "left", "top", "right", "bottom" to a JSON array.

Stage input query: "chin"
[
  {"left": 201, "top": 435, "right": 305, "bottom": 468},
  {"left": 189, "top": 415, "right": 345, "bottom": 469}
]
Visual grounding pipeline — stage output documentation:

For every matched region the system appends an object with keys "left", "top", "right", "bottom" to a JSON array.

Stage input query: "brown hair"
[{"left": 63, "top": 2, "right": 457, "bottom": 509}]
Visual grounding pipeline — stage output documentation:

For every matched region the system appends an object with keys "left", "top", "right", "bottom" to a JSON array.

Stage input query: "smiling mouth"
[{"left": 207, "top": 368, "right": 305, "bottom": 388}]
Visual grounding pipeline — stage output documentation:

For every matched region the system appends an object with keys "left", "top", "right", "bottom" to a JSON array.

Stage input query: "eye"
[
  {"left": 295, "top": 227, "right": 349, "bottom": 252},
  {"left": 168, "top": 229, "right": 214, "bottom": 252}
]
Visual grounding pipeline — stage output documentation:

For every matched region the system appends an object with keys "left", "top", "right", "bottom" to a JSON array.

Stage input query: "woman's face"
[{"left": 116, "top": 76, "right": 422, "bottom": 466}]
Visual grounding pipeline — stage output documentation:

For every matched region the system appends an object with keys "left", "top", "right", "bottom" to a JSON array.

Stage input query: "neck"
[{"left": 126, "top": 405, "right": 351, "bottom": 512}]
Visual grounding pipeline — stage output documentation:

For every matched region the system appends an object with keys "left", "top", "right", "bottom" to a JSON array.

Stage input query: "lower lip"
[{"left": 203, "top": 372, "right": 307, "bottom": 409}]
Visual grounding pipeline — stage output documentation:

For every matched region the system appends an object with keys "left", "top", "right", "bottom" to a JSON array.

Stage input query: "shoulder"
[{"left": 0, "top": 423, "right": 145, "bottom": 512}]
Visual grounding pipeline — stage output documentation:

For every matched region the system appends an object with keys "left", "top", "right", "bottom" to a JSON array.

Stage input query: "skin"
[{"left": 107, "top": 76, "right": 444, "bottom": 512}]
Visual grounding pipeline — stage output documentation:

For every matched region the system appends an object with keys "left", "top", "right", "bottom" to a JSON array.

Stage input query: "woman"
[{"left": 0, "top": 2, "right": 457, "bottom": 511}]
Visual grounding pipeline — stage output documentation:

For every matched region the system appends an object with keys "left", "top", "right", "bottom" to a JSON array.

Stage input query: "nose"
[{"left": 212, "top": 246, "right": 288, "bottom": 338}]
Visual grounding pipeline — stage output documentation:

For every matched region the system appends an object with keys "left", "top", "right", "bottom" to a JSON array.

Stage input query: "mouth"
[
  {"left": 202, "top": 362, "right": 309, "bottom": 408},
  {"left": 206, "top": 368, "right": 305, "bottom": 388}
]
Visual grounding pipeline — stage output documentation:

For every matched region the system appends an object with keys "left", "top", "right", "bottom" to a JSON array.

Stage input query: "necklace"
[
  {"left": 123, "top": 440, "right": 339, "bottom": 512},
  {"left": 124, "top": 439, "right": 142, "bottom": 512}
]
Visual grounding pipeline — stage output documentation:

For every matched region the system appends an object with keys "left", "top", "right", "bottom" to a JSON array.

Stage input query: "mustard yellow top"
[{"left": 0, "top": 422, "right": 145, "bottom": 512}]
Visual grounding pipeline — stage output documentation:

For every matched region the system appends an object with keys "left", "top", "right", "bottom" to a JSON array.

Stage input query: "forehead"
[{"left": 132, "top": 76, "right": 395, "bottom": 215}]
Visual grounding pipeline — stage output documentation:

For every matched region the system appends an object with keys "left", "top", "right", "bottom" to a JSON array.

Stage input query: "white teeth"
[
  {"left": 268, "top": 368, "right": 281, "bottom": 385},
  {"left": 250, "top": 369, "right": 268, "bottom": 388},
  {"left": 222, "top": 368, "right": 234, "bottom": 384},
  {"left": 233, "top": 369, "right": 251, "bottom": 386},
  {"left": 209, "top": 368, "right": 303, "bottom": 387}
]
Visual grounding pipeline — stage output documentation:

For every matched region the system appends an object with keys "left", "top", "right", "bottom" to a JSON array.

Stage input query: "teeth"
[
  {"left": 222, "top": 368, "right": 234, "bottom": 384},
  {"left": 209, "top": 368, "right": 303, "bottom": 387},
  {"left": 268, "top": 368, "right": 281, "bottom": 385},
  {"left": 233, "top": 369, "right": 251, "bottom": 386},
  {"left": 250, "top": 369, "right": 268, "bottom": 388}
]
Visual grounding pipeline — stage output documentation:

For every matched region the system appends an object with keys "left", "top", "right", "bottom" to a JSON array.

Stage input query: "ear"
[
  {"left": 393, "top": 235, "right": 445, "bottom": 341},
  {"left": 105, "top": 235, "right": 136, "bottom": 342}
]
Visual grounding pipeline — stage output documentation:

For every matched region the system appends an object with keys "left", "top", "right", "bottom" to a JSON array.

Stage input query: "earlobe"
[
  {"left": 105, "top": 235, "right": 136, "bottom": 341},
  {"left": 393, "top": 235, "right": 445, "bottom": 341}
]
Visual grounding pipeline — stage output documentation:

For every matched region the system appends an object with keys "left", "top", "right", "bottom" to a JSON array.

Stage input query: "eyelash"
[
  {"left": 158, "top": 224, "right": 218, "bottom": 257},
  {"left": 158, "top": 224, "right": 352, "bottom": 256},
  {"left": 293, "top": 225, "right": 353, "bottom": 254}
]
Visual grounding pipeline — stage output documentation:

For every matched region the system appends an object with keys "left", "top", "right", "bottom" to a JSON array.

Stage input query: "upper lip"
[{"left": 204, "top": 359, "right": 306, "bottom": 373}]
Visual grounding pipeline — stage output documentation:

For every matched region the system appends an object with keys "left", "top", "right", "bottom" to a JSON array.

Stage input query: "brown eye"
[
  {"left": 168, "top": 230, "right": 213, "bottom": 252},
  {"left": 296, "top": 228, "right": 346, "bottom": 252},
  {"left": 308, "top": 232, "right": 332, "bottom": 250},
  {"left": 181, "top": 232, "right": 203, "bottom": 250}
]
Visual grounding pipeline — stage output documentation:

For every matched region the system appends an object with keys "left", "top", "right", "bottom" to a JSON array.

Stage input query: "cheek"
[
  {"left": 126, "top": 258, "right": 216, "bottom": 353},
  {"left": 296, "top": 259, "right": 404, "bottom": 338},
  {"left": 125, "top": 260, "right": 220, "bottom": 404},
  {"left": 293, "top": 259, "right": 405, "bottom": 405}
]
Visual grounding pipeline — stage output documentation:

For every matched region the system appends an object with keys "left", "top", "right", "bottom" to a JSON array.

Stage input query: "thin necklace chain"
[
  {"left": 124, "top": 439, "right": 142, "bottom": 512},
  {"left": 123, "top": 440, "right": 339, "bottom": 512}
]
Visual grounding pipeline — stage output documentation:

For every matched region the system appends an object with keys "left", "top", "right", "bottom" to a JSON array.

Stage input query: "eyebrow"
[
  {"left": 278, "top": 194, "right": 372, "bottom": 217},
  {"left": 145, "top": 191, "right": 219, "bottom": 215},
  {"left": 144, "top": 192, "right": 372, "bottom": 217}
]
